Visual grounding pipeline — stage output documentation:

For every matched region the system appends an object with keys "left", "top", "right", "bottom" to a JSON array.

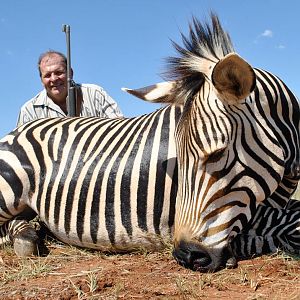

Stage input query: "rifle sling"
[{"left": 75, "top": 86, "right": 83, "bottom": 117}]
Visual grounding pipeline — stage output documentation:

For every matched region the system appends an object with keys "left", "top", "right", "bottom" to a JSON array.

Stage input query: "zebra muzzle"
[
  {"left": 172, "top": 240, "right": 219, "bottom": 272},
  {"left": 172, "top": 239, "right": 238, "bottom": 272}
]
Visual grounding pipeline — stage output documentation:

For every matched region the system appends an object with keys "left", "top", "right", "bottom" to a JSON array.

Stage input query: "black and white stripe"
[{"left": 0, "top": 105, "right": 181, "bottom": 252}]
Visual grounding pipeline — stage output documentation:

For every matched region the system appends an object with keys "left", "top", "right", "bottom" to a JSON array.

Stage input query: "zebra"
[
  {"left": 0, "top": 14, "right": 299, "bottom": 272},
  {"left": 1, "top": 110, "right": 297, "bottom": 268},
  {"left": 124, "top": 14, "right": 300, "bottom": 271},
  {"left": 1, "top": 105, "right": 296, "bottom": 265}
]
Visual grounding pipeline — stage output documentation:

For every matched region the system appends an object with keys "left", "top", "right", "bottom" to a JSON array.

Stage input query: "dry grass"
[{"left": 0, "top": 239, "right": 300, "bottom": 299}]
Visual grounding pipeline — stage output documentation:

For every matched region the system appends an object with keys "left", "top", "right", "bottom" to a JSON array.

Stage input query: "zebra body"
[{"left": 0, "top": 106, "right": 181, "bottom": 252}]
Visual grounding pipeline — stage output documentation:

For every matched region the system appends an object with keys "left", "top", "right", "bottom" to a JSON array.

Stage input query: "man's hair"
[{"left": 38, "top": 50, "right": 67, "bottom": 77}]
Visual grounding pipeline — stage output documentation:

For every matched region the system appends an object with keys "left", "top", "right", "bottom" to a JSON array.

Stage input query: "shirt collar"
[
  {"left": 34, "top": 89, "right": 66, "bottom": 115},
  {"left": 34, "top": 89, "right": 48, "bottom": 106}
]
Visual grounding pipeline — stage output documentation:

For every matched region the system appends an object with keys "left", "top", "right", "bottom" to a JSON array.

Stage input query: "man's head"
[{"left": 38, "top": 51, "right": 72, "bottom": 111}]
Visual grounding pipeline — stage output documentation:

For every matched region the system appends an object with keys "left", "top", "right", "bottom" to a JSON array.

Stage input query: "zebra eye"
[{"left": 207, "top": 148, "right": 226, "bottom": 163}]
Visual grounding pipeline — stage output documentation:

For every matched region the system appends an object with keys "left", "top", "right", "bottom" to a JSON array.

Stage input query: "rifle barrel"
[{"left": 62, "top": 24, "right": 76, "bottom": 117}]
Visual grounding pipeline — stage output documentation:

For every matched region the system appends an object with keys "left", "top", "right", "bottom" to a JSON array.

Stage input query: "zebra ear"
[
  {"left": 122, "top": 81, "right": 176, "bottom": 103},
  {"left": 212, "top": 53, "right": 256, "bottom": 103}
]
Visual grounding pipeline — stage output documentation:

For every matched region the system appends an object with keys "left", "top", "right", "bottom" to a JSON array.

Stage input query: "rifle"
[{"left": 62, "top": 24, "right": 77, "bottom": 117}]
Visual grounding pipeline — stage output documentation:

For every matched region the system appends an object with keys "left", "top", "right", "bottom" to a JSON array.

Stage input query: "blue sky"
[{"left": 1, "top": 0, "right": 299, "bottom": 137}]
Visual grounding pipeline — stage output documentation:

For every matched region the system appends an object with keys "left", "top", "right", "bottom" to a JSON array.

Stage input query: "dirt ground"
[{"left": 0, "top": 239, "right": 300, "bottom": 300}]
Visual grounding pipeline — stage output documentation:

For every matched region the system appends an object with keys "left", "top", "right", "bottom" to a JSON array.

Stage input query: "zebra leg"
[
  {"left": 231, "top": 234, "right": 280, "bottom": 259},
  {"left": 231, "top": 205, "right": 300, "bottom": 258},
  {"left": 0, "top": 205, "right": 41, "bottom": 256},
  {"left": 0, "top": 217, "right": 39, "bottom": 256},
  {"left": 285, "top": 198, "right": 300, "bottom": 210}
]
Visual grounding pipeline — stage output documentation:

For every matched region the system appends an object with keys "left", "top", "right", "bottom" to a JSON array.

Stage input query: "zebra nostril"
[
  {"left": 172, "top": 246, "right": 193, "bottom": 267},
  {"left": 192, "top": 254, "right": 212, "bottom": 271}
]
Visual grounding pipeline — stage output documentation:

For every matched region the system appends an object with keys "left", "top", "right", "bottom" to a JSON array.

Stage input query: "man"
[{"left": 17, "top": 50, "right": 123, "bottom": 126}]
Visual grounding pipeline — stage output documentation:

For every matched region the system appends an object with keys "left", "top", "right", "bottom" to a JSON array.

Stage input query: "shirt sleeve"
[
  {"left": 16, "top": 102, "right": 38, "bottom": 127},
  {"left": 93, "top": 86, "right": 123, "bottom": 118}
]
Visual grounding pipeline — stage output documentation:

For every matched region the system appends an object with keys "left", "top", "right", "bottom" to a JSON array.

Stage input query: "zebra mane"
[{"left": 164, "top": 14, "right": 235, "bottom": 102}]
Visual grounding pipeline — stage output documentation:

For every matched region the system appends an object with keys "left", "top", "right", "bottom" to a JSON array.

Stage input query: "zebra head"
[{"left": 124, "top": 14, "right": 286, "bottom": 272}]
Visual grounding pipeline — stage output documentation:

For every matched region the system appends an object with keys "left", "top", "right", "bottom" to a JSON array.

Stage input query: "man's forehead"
[{"left": 40, "top": 54, "right": 65, "bottom": 68}]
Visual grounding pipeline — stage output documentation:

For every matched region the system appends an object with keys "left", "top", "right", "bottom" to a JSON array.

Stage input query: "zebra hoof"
[
  {"left": 225, "top": 256, "right": 237, "bottom": 269},
  {"left": 13, "top": 227, "right": 39, "bottom": 257}
]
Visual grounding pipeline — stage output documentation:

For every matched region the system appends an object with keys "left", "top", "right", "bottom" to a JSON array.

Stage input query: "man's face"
[{"left": 40, "top": 54, "right": 68, "bottom": 104}]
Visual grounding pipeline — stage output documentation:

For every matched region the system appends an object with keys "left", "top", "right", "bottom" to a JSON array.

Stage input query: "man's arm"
[
  {"left": 101, "top": 91, "right": 123, "bottom": 118},
  {"left": 95, "top": 86, "right": 123, "bottom": 118},
  {"left": 16, "top": 102, "right": 37, "bottom": 127},
  {"left": 80, "top": 84, "right": 123, "bottom": 118}
]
